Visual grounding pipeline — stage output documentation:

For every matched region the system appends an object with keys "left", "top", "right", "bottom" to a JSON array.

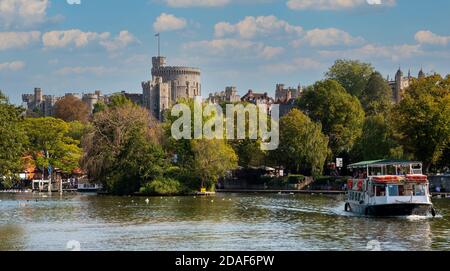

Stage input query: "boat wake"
[{"left": 256, "top": 202, "right": 442, "bottom": 220}]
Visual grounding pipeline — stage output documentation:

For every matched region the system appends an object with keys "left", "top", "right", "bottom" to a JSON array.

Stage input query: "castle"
[
  {"left": 142, "top": 56, "right": 201, "bottom": 120},
  {"left": 22, "top": 88, "right": 106, "bottom": 116},
  {"left": 388, "top": 68, "right": 426, "bottom": 103},
  {"left": 274, "top": 84, "right": 302, "bottom": 104},
  {"left": 207, "top": 86, "right": 241, "bottom": 104}
]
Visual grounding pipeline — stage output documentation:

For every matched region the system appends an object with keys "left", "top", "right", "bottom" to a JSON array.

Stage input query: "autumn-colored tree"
[{"left": 54, "top": 95, "right": 90, "bottom": 123}]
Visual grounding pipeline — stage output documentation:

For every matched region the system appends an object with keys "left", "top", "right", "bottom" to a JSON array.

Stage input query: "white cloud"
[
  {"left": 260, "top": 46, "right": 285, "bottom": 59},
  {"left": 292, "top": 28, "right": 365, "bottom": 47},
  {"left": 183, "top": 38, "right": 284, "bottom": 59},
  {"left": 0, "top": 31, "right": 41, "bottom": 50},
  {"left": 0, "top": 60, "right": 26, "bottom": 71},
  {"left": 42, "top": 29, "right": 137, "bottom": 52},
  {"left": 153, "top": 13, "right": 187, "bottom": 32},
  {"left": 164, "top": 0, "right": 230, "bottom": 8},
  {"left": 215, "top": 15, "right": 303, "bottom": 39},
  {"left": 55, "top": 66, "right": 116, "bottom": 76},
  {"left": 42, "top": 29, "right": 108, "bottom": 49},
  {"left": 99, "top": 31, "right": 138, "bottom": 52},
  {"left": 415, "top": 30, "right": 450, "bottom": 46},
  {"left": 287, "top": 0, "right": 396, "bottom": 10},
  {"left": 0, "top": 0, "right": 50, "bottom": 28},
  {"left": 319, "top": 43, "right": 423, "bottom": 61}
]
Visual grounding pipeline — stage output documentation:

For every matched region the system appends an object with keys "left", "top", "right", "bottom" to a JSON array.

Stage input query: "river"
[{"left": 0, "top": 193, "right": 448, "bottom": 251}]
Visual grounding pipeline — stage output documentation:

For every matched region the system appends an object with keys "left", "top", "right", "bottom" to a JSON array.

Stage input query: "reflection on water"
[{"left": 0, "top": 193, "right": 448, "bottom": 251}]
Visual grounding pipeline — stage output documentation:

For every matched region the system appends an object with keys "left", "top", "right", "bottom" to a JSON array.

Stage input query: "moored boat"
[{"left": 345, "top": 160, "right": 436, "bottom": 217}]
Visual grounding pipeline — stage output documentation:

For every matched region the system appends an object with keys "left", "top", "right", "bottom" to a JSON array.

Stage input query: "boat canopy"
[{"left": 347, "top": 160, "right": 422, "bottom": 169}]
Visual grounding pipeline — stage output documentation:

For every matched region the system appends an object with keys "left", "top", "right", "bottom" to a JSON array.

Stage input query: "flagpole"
[{"left": 155, "top": 33, "right": 160, "bottom": 57}]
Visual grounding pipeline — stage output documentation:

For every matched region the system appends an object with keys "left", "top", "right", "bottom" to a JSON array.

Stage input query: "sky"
[{"left": 1, "top": 0, "right": 450, "bottom": 104}]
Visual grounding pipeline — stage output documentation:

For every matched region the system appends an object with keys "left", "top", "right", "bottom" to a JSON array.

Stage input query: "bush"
[
  {"left": 140, "top": 177, "right": 183, "bottom": 196},
  {"left": 287, "top": 174, "right": 305, "bottom": 184}
]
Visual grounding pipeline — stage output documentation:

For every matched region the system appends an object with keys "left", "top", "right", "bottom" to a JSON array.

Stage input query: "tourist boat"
[{"left": 345, "top": 160, "right": 436, "bottom": 217}]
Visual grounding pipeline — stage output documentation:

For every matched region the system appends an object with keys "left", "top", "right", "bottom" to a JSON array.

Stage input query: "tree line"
[{"left": 1, "top": 59, "right": 449, "bottom": 194}]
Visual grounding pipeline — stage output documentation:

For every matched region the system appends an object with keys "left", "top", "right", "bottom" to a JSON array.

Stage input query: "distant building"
[
  {"left": 22, "top": 88, "right": 108, "bottom": 116},
  {"left": 22, "top": 88, "right": 57, "bottom": 117},
  {"left": 120, "top": 91, "right": 143, "bottom": 106},
  {"left": 388, "top": 68, "right": 426, "bottom": 103},
  {"left": 274, "top": 84, "right": 302, "bottom": 104},
  {"left": 241, "top": 90, "right": 274, "bottom": 106},
  {"left": 81, "top": 90, "right": 105, "bottom": 113},
  {"left": 207, "top": 86, "right": 241, "bottom": 104},
  {"left": 142, "top": 56, "right": 201, "bottom": 121}
]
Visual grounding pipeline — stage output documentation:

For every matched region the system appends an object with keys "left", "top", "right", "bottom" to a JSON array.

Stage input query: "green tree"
[
  {"left": 22, "top": 117, "right": 82, "bottom": 174},
  {"left": 361, "top": 72, "right": 393, "bottom": 116},
  {"left": 326, "top": 59, "right": 374, "bottom": 98},
  {"left": 191, "top": 139, "right": 238, "bottom": 191},
  {"left": 352, "top": 115, "right": 403, "bottom": 161},
  {"left": 392, "top": 75, "right": 450, "bottom": 172},
  {"left": 271, "top": 109, "right": 328, "bottom": 176},
  {"left": 81, "top": 103, "right": 166, "bottom": 195},
  {"left": 297, "top": 80, "right": 365, "bottom": 156},
  {"left": 0, "top": 91, "right": 27, "bottom": 187},
  {"left": 231, "top": 139, "right": 267, "bottom": 168}
]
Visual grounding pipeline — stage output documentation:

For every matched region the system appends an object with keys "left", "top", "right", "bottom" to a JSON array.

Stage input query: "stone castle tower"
[
  {"left": 389, "top": 68, "right": 426, "bottom": 103},
  {"left": 142, "top": 56, "right": 201, "bottom": 120}
]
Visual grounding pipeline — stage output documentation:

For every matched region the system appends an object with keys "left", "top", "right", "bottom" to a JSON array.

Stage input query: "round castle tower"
[{"left": 151, "top": 56, "right": 201, "bottom": 100}]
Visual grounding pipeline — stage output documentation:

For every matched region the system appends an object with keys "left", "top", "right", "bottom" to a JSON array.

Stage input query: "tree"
[
  {"left": 361, "top": 72, "right": 393, "bottom": 116},
  {"left": 297, "top": 80, "right": 365, "bottom": 156},
  {"left": 352, "top": 115, "right": 403, "bottom": 161},
  {"left": 271, "top": 109, "right": 329, "bottom": 176},
  {"left": 81, "top": 103, "right": 166, "bottom": 195},
  {"left": 231, "top": 139, "right": 267, "bottom": 168},
  {"left": 22, "top": 117, "right": 82, "bottom": 174},
  {"left": 191, "top": 139, "right": 238, "bottom": 191},
  {"left": 53, "top": 95, "right": 90, "bottom": 123},
  {"left": 0, "top": 91, "right": 27, "bottom": 186},
  {"left": 392, "top": 75, "right": 450, "bottom": 172},
  {"left": 326, "top": 59, "right": 374, "bottom": 98}
]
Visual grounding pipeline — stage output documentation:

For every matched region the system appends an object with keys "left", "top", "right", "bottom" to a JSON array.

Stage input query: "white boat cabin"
[{"left": 346, "top": 160, "right": 431, "bottom": 206}]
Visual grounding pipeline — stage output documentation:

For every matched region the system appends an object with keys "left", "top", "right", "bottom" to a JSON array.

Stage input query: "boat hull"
[{"left": 347, "top": 202, "right": 433, "bottom": 217}]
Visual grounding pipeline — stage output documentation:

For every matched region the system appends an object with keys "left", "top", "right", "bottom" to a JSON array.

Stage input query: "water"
[{"left": 0, "top": 193, "right": 448, "bottom": 251}]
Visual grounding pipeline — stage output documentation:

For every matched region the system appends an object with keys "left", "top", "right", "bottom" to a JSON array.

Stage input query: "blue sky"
[{"left": 1, "top": 0, "right": 450, "bottom": 104}]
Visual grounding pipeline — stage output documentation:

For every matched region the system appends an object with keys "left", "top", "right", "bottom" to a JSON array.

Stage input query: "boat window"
[
  {"left": 397, "top": 165, "right": 409, "bottom": 175},
  {"left": 411, "top": 164, "right": 423, "bottom": 175},
  {"left": 386, "top": 165, "right": 396, "bottom": 175},
  {"left": 375, "top": 185, "right": 386, "bottom": 197},
  {"left": 414, "top": 185, "right": 426, "bottom": 196},
  {"left": 388, "top": 185, "right": 399, "bottom": 196},
  {"left": 369, "top": 167, "right": 382, "bottom": 176}
]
